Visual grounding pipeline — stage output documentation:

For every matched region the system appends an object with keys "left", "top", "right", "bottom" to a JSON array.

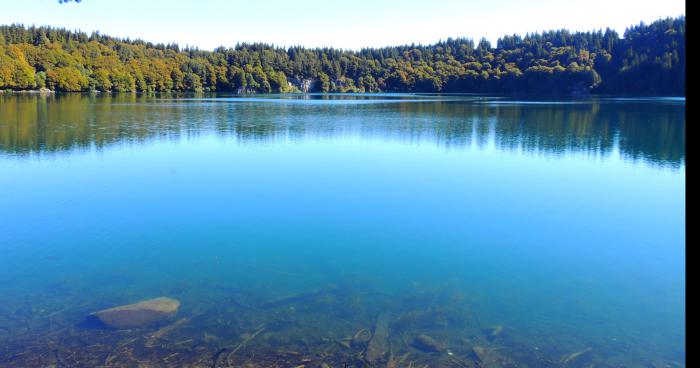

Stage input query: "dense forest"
[{"left": 0, "top": 16, "right": 685, "bottom": 95}]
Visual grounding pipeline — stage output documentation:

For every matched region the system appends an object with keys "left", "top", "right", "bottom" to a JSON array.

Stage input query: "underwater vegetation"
[{"left": 0, "top": 281, "right": 683, "bottom": 367}]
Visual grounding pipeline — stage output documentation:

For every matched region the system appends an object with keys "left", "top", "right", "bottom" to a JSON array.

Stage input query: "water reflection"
[{"left": 0, "top": 94, "right": 685, "bottom": 167}]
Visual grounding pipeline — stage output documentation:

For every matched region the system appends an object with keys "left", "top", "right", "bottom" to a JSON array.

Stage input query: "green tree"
[
  {"left": 46, "top": 67, "right": 88, "bottom": 91},
  {"left": 317, "top": 72, "right": 330, "bottom": 93}
]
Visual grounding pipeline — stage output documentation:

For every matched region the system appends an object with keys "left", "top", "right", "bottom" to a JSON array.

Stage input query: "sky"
[{"left": 0, "top": 0, "right": 685, "bottom": 50}]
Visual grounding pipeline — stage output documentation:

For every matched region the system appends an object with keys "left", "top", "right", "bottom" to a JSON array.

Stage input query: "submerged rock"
[
  {"left": 366, "top": 313, "right": 391, "bottom": 364},
  {"left": 87, "top": 297, "right": 180, "bottom": 329},
  {"left": 393, "top": 307, "right": 466, "bottom": 330},
  {"left": 412, "top": 334, "right": 446, "bottom": 353},
  {"left": 472, "top": 346, "right": 487, "bottom": 362},
  {"left": 483, "top": 324, "right": 504, "bottom": 339}
]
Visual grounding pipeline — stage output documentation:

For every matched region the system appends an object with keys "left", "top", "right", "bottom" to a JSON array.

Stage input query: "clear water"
[{"left": 0, "top": 94, "right": 685, "bottom": 367}]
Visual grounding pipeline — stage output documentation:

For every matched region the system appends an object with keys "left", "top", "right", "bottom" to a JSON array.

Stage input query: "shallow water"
[{"left": 0, "top": 93, "right": 685, "bottom": 367}]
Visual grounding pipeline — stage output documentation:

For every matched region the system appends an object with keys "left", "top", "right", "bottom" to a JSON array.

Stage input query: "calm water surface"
[{"left": 0, "top": 94, "right": 685, "bottom": 367}]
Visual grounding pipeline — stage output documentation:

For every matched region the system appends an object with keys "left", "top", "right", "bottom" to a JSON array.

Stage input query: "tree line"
[{"left": 0, "top": 16, "right": 684, "bottom": 95}]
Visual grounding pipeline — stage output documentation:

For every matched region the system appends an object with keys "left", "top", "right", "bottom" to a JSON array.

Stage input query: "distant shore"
[
  {"left": 0, "top": 89, "right": 685, "bottom": 98},
  {"left": 1, "top": 88, "right": 54, "bottom": 94}
]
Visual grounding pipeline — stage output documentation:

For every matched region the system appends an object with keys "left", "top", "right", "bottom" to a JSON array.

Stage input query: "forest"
[{"left": 0, "top": 16, "right": 685, "bottom": 95}]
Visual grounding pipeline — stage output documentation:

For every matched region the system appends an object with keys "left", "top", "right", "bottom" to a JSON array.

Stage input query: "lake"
[{"left": 0, "top": 93, "right": 685, "bottom": 367}]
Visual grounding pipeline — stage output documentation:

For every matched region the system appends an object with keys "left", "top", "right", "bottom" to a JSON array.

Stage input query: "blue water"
[{"left": 0, "top": 94, "right": 685, "bottom": 367}]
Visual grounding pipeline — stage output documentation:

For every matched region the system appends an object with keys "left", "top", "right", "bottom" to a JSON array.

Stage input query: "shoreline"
[{"left": 0, "top": 89, "right": 686, "bottom": 99}]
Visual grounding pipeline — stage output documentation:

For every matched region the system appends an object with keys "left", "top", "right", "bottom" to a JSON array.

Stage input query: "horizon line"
[{"left": 2, "top": 14, "right": 685, "bottom": 52}]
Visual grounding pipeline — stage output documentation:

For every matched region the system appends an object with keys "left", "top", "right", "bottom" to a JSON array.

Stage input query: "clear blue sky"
[{"left": 1, "top": 0, "right": 685, "bottom": 50}]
